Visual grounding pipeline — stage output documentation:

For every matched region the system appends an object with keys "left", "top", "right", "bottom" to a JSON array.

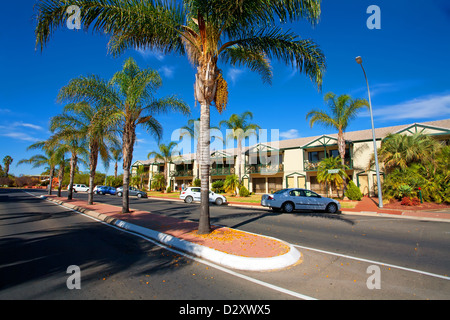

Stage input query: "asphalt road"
[{"left": 1, "top": 188, "right": 449, "bottom": 300}]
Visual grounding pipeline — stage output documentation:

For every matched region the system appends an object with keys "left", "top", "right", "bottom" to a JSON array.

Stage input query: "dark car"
[
  {"left": 95, "top": 186, "right": 117, "bottom": 195},
  {"left": 116, "top": 186, "right": 148, "bottom": 198}
]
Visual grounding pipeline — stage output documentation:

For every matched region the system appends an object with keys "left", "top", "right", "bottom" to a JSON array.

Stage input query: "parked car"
[
  {"left": 67, "top": 184, "right": 89, "bottom": 192},
  {"left": 95, "top": 186, "right": 116, "bottom": 195},
  {"left": 180, "top": 187, "right": 227, "bottom": 205},
  {"left": 261, "top": 188, "right": 341, "bottom": 214},
  {"left": 116, "top": 186, "right": 148, "bottom": 198}
]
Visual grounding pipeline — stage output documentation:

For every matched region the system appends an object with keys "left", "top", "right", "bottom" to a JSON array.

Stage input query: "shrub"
[
  {"left": 211, "top": 180, "right": 224, "bottom": 193},
  {"left": 239, "top": 185, "right": 250, "bottom": 197},
  {"left": 398, "top": 184, "right": 413, "bottom": 199},
  {"left": 193, "top": 178, "right": 201, "bottom": 187},
  {"left": 345, "top": 180, "right": 362, "bottom": 201},
  {"left": 166, "top": 186, "right": 172, "bottom": 193},
  {"left": 401, "top": 197, "right": 412, "bottom": 206}
]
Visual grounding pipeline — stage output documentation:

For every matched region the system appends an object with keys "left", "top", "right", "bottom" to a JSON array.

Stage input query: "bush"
[
  {"left": 166, "top": 186, "right": 172, "bottom": 193},
  {"left": 193, "top": 178, "right": 201, "bottom": 187},
  {"left": 211, "top": 180, "right": 224, "bottom": 193},
  {"left": 239, "top": 185, "right": 250, "bottom": 197},
  {"left": 401, "top": 196, "right": 420, "bottom": 206},
  {"left": 345, "top": 180, "right": 362, "bottom": 201}
]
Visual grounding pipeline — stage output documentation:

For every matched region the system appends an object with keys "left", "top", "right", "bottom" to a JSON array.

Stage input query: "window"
[{"left": 304, "top": 190, "right": 320, "bottom": 198}]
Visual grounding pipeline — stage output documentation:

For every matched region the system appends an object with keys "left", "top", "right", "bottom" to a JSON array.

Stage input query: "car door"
[
  {"left": 191, "top": 188, "right": 201, "bottom": 201},
  {"left": 303, "top": 190, "right": 323, "bottom": 210},
  {"left": 289, "top": 189, "right": 306, "bottom": 209}
]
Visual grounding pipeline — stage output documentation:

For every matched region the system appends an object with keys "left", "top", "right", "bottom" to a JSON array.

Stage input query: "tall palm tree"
[
  {"left": 17, "top": 141, "right": 65, "bottom": 195},
  {"left": 110, "top": 146, "right": 122, "bottom": 179},
  {"left": 219, "top": 111, "right": 260, "bottom": 182},
  {"left": 35, "top": 0, "right": 325, "bottom": 233},
  {"left": 306, "top": 93, "right": 369, "bottom": 166},
  {"left": 147, "top": 141, "right": 179, "bottom": 189},
  {"left": 53, "top": 58, "right": 189, "bottom": 212},
  {"left": 50, "top": 101, "right": 121, "bottom": 205},
  {"left": 180, "top": 118, "right": 220, "bottom": 179},
  {"left": 2, "top": 156, "right": 13, "bottom": 177}
]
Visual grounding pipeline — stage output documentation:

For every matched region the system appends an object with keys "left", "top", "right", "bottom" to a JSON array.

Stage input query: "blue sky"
[{"left": 1, "top": 0, "right": 449, "bottom": 176}]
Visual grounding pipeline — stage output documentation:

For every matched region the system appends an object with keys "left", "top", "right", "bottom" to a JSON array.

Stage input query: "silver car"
[
  {"left": 116, "top": 186, "right": 148, "bottom": 198},
  {"left": 261, "top": 188, "right": 341, "bottom": 213}
]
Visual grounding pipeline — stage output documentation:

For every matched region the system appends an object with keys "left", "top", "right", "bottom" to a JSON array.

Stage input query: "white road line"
[
  {"left": 22, "top": 190, "right": 317, "bottom": 300},
  {"left": 294, "top": 244, "right": 450, "bottom": 281}
]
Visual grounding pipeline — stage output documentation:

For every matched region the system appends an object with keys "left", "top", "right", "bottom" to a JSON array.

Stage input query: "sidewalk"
[{"left": 44, "top": 195, "right": 302, "bottom": 271}]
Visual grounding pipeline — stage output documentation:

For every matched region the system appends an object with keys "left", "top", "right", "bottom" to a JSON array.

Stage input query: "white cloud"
[
  {"left": 135, "top": 48, "right": 165, "bottom": 61},
  {"left": 227, "top": 68, "right": 245, "bottom": 85},
  {"left": 280, "top": 129, "right": 300, "bottom": 139},
  {"left": 158, "top": 65, "right": 175, "bottom": 79},
  {"left": 370, "top": 93, "right": 450, "bottom": 120},
  {"left": 0, "top": 132, "right": 39, "bottom": 142},
  {"left": 13, "top": 122, "right": 45, "bottom": 131}
]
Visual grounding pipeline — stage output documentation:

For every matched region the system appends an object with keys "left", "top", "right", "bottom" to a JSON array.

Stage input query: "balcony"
[
  {"left": 303, "top": 159, "right": 353, "bottom": 172},
  {"left": 170, "top": 170, "right": 193, "bottom": 177},
  {"left": 211, "top": 166, "right": 235, "bottom": 176},
  {"left": 245, "top": 163, "right": 284, "bottom": 174}
]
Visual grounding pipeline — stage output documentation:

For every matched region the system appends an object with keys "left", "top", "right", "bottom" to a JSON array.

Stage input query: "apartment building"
[{"left": 132, "top": 119, "right": 450, "bottom": 196}]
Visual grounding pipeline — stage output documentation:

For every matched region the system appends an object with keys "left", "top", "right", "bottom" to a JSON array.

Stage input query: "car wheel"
[
  {"left": 137, "top": 193, "right": 142, "bottom": 198},
  {"left": 215, "top": 198, "right": 223, "bottom": 206},
  {"left": 326, "top": 203, "right": 338, "bottom": 214},
  {"left": 282, "top": 202, "right": 295, "bottom": 213},
  {"left": 117, "top": 192, "right": 123, "bottom": 197},
  {"left": 185, "top": 196, "right": 193, "bottom": 204}
]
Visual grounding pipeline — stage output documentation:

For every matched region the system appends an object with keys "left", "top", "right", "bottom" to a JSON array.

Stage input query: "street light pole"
[{"left": 355, "top": 56, "right": 383, "bottom": 208}]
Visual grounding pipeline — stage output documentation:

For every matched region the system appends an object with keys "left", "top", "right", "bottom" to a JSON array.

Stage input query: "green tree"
[
  {"left": 224, "top": 174, "right": 240, "bottom": 196},
  {"left": 148, "top": 141, "right": 179, "bottom": 188},
  {"left": 219, "top": 111, "right": 260, "bottom": 182},
  {"left": 50, "top": 100, "right": 121, "bottom": 205},
  {"left": 35, "top": 0, "right": 326, "bottom": 233},
  {"left": 372, "top": 133, "right": 441, "bottom": 173},
  {"left": 317, "top": 156, "right": 349, "bottom": 197},
  {"left": 2, "top": 156, "right": 13, "bottom": 177},
  {"left": 49, "top": 57, "right": 189, "bottom": 213},
  {"left": 306, "top": 93, "right": 369, "bottom": 166}
]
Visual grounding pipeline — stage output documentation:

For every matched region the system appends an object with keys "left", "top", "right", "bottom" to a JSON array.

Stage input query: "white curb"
[{"left": 46, "top": 197, "right": 302, "bottom": 271}]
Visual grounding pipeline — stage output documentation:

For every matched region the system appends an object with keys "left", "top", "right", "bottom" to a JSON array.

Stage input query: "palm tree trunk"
[
  {"left": 48, "top": 166, "right": 54, "bottom": 196},
  {"left": 122, "top": 121, "right": 136, "bottom": 213},
  {"left": 338, "top": 130, "right": 348, "bottom": 196},
  {"left": 57, "top": 161, "right": 64, "bottom": 197},
  {"left": 88, "top": 144, "right": 99, "bottom": 205},
  {"left": 68, "top": 154, "right": 77, "bottom": 200},
  {"left": 237, "top": 138, "right": 242, "bottom": 182},
  {"left": 198, "top": 101, "right": 211, "bottom": 234}
]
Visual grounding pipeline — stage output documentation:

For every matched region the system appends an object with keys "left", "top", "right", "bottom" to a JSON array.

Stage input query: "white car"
[
  {"left": 68, "top": 184, "right": 89, "bottom": 192},
  {"left": 180, "top": 187, "right": 227, "bottom": 205},
  {"left": 261, "top": 188, "right": 341, "bottom": 214}
]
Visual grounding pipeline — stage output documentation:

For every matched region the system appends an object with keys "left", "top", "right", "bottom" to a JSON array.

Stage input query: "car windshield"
[{"left": 273, "top": 189, "right": 288, "bottom": 194}]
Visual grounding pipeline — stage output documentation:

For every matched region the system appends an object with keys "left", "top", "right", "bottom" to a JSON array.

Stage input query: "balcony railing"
[
  {"left": 303, "top": 159, "right": 353, "bottom": 172},
  {"left": 170, "top": 170, "right": 193, "bottom": 177},
  {"left": 211, "top": 167, "right": 235, "bottom": 176},
  {"left": 245, "top": 163, "right": 284, "bottom": 174}
]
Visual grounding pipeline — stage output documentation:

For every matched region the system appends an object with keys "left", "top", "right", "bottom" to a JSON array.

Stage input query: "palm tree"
[
  {"left": 17, "top": 142, "right": 64, "bottom": 195},
  {"left": 317, "top": 156, "right": 349, "bottom": 197},
  {"left": 110, "top": 146, "right": 122, "bottom": 179},
  {"left": 45, "top": 126, "right": 88, "bottom": 200},
  {"left": 50, "top": 101, "right": 121, "bottom": 205},
  {"left": 306, "top": 93, "right": 369, "bottom": 166},
  {"left": 147, "top": 141, "right": 179, "bottom": 189},
  {"left": 224, "top": 174, "right": 240, "bottom": 197},
  {"left": 180, "top": 118, "right": 220, "bottom": 179},
  {"left": 35, "top": 0, "right": 326, "bottom": 233},
  {"left": 219, "top": 111, "right": 260, "bottom": 182},
  {"left": 372, "top": 133, "right": 441, "bottom": 173},
  {"left": 53, "top": 58, "right": 189, "bottom": 213},
  {"left": 2, "top": 156, "right": 13, "bottom": 177}
]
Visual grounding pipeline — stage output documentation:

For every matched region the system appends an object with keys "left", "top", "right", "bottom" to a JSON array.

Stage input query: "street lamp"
[{"left": 355, "top": 56, "right": 383, "bottom": 208}]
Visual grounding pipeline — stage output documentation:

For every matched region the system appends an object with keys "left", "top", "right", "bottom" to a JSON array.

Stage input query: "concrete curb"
[{"left": 46, "top": 197, "right": 302, "bottom": 271}]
